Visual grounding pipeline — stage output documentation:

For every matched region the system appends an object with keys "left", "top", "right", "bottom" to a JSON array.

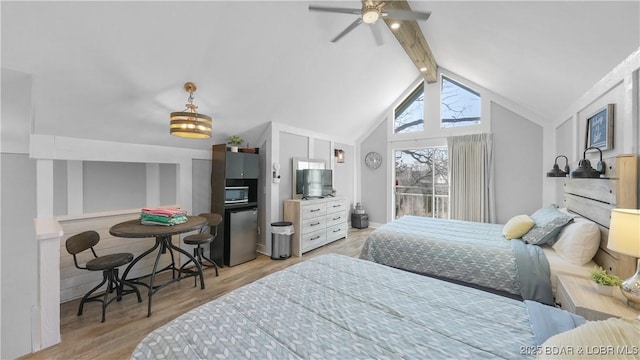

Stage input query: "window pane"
[
  {"left": 394, "top": 147, "right": 448, "bottom": 219},
  {"left": 394, "top": 83, "right": 424, "bottom": 133},
  {"left": 441, "top": 76, "right": 481, "bottom": 128}
]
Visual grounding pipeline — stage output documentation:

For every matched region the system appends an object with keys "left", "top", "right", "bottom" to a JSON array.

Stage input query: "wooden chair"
[
  {"left": 65, "top": 230, "right": 141, "bottom": 322},
  {"left": 180, "top": 213, "right": 222, "bottom": 280}
]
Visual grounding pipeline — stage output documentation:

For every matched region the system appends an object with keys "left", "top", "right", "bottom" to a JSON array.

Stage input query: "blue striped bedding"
[
  {"left": 131, "top": 254, "right": 574, "bottom": 359},
  {"left": 359, "top": 215, "right": 553, "bottom": 304}
]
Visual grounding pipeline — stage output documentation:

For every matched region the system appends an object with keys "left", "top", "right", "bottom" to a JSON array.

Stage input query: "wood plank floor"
[{"left": 20, "top": 227, "right": 374, "bottom": 360}]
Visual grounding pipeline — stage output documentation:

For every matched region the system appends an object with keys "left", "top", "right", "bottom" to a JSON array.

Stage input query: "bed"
[
  {"left": 360, "top": 214, "right": 558, "bottom": 304},
  {"left": 359, "top": 154, "right": 638, "bottom": 304},
  {"left": 132, "top": 253, "right": 608, "bottom": 360}
]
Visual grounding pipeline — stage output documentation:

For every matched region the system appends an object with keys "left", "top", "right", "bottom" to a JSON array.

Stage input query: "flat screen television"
[{"left": 297, "top": 169, "right": 333, "bottom": 198}]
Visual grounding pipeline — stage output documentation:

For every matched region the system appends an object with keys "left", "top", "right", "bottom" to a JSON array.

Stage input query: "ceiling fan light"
[{"left": 362, "top": 9, "right": 379, "bottom": 24}]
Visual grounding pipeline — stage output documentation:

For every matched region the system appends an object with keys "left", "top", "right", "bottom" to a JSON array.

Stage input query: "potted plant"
[
  {"left": 227, "top": 136, "right": 243, "bottom": 152},
  {"left": 589, "top": 266, "right": 622, "bottom": 296}
]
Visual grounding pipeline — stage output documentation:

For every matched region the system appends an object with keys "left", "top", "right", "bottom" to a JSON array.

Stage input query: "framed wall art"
[{"left": 585, "top": 104, "right": 614, "bottom": 151}]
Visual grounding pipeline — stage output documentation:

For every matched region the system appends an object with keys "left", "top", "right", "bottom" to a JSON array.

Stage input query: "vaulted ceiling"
[{"left": 2, "top": 1, "right": 638, "bottom": 150}]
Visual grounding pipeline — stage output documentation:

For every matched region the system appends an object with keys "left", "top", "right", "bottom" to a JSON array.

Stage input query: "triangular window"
[
  {"left": 394, "top": 82, "right": 424, "bottom": 134},
  {"left": 441, "top": 76, "right": 481, "bottom": 128}
]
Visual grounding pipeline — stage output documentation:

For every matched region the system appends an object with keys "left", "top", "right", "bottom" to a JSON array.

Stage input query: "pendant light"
[{"left": 170, "top": 82, "right": 212, "bottom": 138}]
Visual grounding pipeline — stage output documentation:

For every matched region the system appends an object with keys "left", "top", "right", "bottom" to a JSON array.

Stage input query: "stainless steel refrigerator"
[{"left": 224, "top": 207, "right": 257, "bottom": 266}]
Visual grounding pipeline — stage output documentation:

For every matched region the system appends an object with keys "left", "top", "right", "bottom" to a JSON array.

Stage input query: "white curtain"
[{"left": 447, "top": 133, "right": 495, "bottom": 223}]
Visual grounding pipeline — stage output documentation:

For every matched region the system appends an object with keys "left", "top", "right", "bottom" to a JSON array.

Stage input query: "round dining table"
[{"left": 109, "top": 215, "right": 208, "bottom": 317}]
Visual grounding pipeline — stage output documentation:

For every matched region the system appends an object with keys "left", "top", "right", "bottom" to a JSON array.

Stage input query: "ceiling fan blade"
[
  {"left": 309, "top": 5, "right": 361, "bottom": 16},
  {"left": 331, "top": 18, "right": 364, "bottom": 43},
  {"left": 370, "top": 23, "right": 384, "bottom": 47},
  {"left": 383, "top": 9, "right": 431, "bottom": 21}
]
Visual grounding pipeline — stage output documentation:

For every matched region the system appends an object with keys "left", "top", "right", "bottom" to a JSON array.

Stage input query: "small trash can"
[{"left": 271, "top": 221, "right": 293, "bottom": 260}]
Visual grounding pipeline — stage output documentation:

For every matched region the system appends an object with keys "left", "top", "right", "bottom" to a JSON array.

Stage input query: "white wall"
[
  {"left": 492, "top": 102, "right": 543, "bottom": 223},
  {"left": 359, "top": 120, "right": 388, "bottom": 225},
  {"left": 1, "top": 154, "right": 38, "bottom": 359},
  {"left": 83, "top": 162, "right": 147, "bottom": 213},
  {"left": 333, "top": 142, "right": 354, "bottom": 213},
  {"left": 546, "top": 48, "right": 640, "bottom": 205},
  {"left": 278, "top": 132, "right": 309, "bottom": 219},
  {"left": 552, "top": 118, "right": 573, "bottom": 202},
  {"left": 1, "top": 69, "right": 38, "bottom": 359}
]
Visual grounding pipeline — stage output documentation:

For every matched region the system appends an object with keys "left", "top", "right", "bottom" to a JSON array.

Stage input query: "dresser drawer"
[
  {"left": 302, "top": 216, "right": 325, "bottom": 234},
  {"left": 327, "top": 223, "right": 347, "bottom": 242},
  {"left": 326, "top": 199, "right": 346, "bottom": 214},
  {"left": 326, "top": 212, "right": 345, "bottom": 227},
  {"left": 284, "top": 196, "right": 348, "bottom": 257},
  {"left": 555, "top": 280, "right": 575, "bottom": 313},
  {"left": 301, "top": 230, "right": 326, "bottom": 252},
  {"left": 301, "top": 203, "right": 326, "bottom": 219}
]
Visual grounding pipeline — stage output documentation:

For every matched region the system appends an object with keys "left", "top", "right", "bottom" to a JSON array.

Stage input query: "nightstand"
[{"left": 556, "top": 274, "right": 640, "bottom": 321}]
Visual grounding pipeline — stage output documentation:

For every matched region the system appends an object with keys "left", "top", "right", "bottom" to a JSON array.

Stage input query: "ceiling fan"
[
  {"left": 310, "top": 0, "right": 438, "bottom": 83},
  {"left": 309, "top": 1, "right": 431, "bottom": 44}
]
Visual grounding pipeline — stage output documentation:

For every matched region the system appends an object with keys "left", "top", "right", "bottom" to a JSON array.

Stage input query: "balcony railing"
[{"left": 395, "top": 188, "right": 449, "bottom": 219}]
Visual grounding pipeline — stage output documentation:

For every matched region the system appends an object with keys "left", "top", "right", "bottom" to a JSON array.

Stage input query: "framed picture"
[{"left": 585, "top": 104, "right": 614, "bottom": 151}]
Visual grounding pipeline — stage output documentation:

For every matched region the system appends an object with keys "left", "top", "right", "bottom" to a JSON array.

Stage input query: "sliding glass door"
[{"left": 394, "top": 147, "right": 449, "bottom": 219}]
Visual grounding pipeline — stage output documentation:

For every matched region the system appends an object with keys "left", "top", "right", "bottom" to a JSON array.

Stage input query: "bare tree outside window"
[
  {"left": 394, "top": 147, "right": 448, "bottom": 219},
  {"left": 441, "top": 76, "right": 481, "bottom": 128},
  {"left": 394, "top": 83, "right": 424, "bottom": 133}
]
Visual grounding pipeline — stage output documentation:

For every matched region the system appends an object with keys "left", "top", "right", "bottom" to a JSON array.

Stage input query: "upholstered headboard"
[{"left": 563, "top": 153, "right": 638, "bottom": 278}]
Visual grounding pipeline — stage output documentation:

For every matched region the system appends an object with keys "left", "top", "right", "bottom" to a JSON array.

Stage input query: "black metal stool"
[
  {"left": 65, "top": 230, "right": 142, "bottom": 322},
  {"left": 180, "top": 213, "right": 222, "bottom": 283}
]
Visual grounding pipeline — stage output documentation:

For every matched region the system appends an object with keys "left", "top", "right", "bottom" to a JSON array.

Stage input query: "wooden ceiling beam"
[{"left": 379, "top": 0, "right": 438, "bottom": 83}]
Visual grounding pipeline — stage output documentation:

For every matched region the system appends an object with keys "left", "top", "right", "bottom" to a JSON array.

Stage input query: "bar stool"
[
  {"left": 65, "top": 230, "right": 142, "bottom": 322},
  {"left": 180, "top": 213, "right": 222, "bottom": 281}
]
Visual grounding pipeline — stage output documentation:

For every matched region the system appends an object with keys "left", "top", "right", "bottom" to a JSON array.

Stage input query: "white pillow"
[
  {"left": 539, "top": 318, "right": 640, "bottom": 360},
  {"left": 552, "top": 217, "right": 600, "bottom": 265}
]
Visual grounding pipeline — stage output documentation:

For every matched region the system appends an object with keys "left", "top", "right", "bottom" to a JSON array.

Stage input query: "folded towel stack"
[{"left": 140, "top": 208, "right": 188, "bottom": 226}]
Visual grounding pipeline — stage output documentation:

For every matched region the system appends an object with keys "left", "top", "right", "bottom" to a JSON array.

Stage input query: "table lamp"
[{"left": 607, "top": 208, "right": 640, "bottom": 310}]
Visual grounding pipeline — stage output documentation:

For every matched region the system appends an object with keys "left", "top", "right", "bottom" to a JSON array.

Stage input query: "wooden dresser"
[{"left": 284, "top": 196, "right": 348, "bottom": 257}]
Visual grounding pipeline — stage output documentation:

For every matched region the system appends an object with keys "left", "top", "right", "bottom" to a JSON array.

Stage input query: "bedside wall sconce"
[
  {"left": 334, "top": 149, "right": 345, "bottom": 163},
  {"left": 570, "top": 147, "right": 606, "bottom": 178},
  {"left": 546, "top": 155, "right": 570, "bottom": 177}
]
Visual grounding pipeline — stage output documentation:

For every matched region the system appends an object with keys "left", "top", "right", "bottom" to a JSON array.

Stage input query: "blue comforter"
[
  {"left": 359, "top": 216, "right": 554, "bottom": 304},
  {"left": 132, "top": 254, "right": 580, "bottom": 359}
]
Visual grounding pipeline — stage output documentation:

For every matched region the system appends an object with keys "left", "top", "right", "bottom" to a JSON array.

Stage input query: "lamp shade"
[
  {"left": 570, "top": 147, "right": 605, "bottom": 178},
  {"left": 546, "top": 155, "right": 569, "bottom": 177},
  {"left": 170, "top": 82, "right": 212, "bottom": 138},
  {"left": 607, "top": 209, "right": 640, "bottom": 257},
  {"left": 170, "top": 112, "right": 212, "bottom": 138}
]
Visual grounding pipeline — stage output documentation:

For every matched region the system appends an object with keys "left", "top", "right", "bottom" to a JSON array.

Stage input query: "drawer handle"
[
  {"left": 332, "top": 229, "right": 341, "bottom": 233},
  {"left": 310, "top": 235, "right": 321, "bottom": 241},
  {"left": 333, "top": 204, "right": 341, "bottom": 208},
  {"left": 332, "top": 216, "right": 341, "bottom": 220},
  {"left": 310, "top": 208, "right": 321, "bottom": 212},
  {"left": 310, "top": 222, "right": 320, "bottom": 226}
]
